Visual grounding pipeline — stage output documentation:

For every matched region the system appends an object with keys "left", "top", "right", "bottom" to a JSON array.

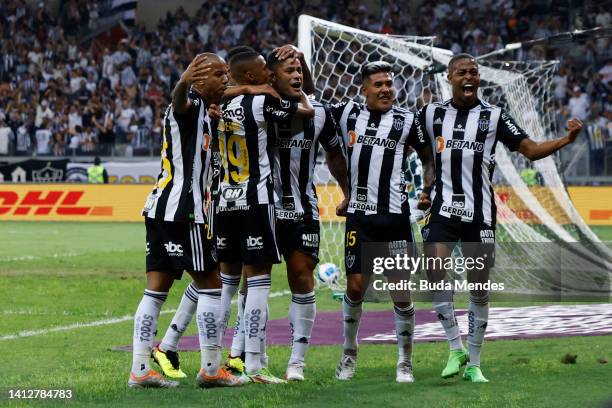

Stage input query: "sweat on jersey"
[
  {"left": 421, "top": 99, "right": 529, "bottom": 226},
  {"left": 328, "top": 99, "right": 429, "bottom": 216},
  {"left": 142, "top": 90, "right": 215, "bottom": 223}
]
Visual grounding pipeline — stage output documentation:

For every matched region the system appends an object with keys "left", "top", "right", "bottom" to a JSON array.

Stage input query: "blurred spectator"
[
  {"left": 0, "top": 119, "right": 14, "bottom": 155},
  {"left": 35, "top": 118, "right": 53, "bottom": 155},
  {"left": 568, "top": 86, "right": 591, "bottom": 121}
]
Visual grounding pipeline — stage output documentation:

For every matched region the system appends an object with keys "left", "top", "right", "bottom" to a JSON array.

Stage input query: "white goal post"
[{"left": 298, "top": 15, "right": 611, "bottom": 296}]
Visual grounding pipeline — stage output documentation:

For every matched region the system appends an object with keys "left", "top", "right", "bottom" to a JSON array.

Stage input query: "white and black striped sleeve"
[
  {"left": 326, "top": 99, "right": 350, "bottom": 123},
  {"left": 172, "top": 93, "right": 201, "bottom": 136},
  {"left": 407, "top": 109, "right": 429, "bottom": 151},
  {"left": 319, "top": 105, "right": 341, "bottom": 151},
  {"left": 496, "top": 110, "right": 529, "bottom": 151},
  {"left": 262, "top": 95, "right": 298, "bottom": 122}
]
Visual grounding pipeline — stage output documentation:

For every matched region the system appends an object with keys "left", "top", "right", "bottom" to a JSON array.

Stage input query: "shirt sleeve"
[
  {"left": 497, "top": 109, "right": 529, "bottom": 152},
  {"left": 262, "top": 94, "right": 298, "bottom": 122},
  {"left": 319, "top": 105, "right": 341, "bottom": 151},
  {"left": 407, "top": 110, "right": 429, "bottom": 151},
  {"left": 325, "top": 99, "right": 349, "bottom": 124}
]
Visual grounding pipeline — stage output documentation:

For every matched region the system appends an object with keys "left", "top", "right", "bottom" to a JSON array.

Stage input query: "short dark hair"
[
  {"left": 361, "top": 61, "right": 393, "bottom": 81},
  {"left": 227, "top": 45, "right": 257, "bottom": 62},
  {"left": 228, "top": 50, "right": 260, "bottom": 68},
  {"left": 265, "top": 52, "right": 282, "bottom": 71},
  {"left": 448, "top": 53, "right": 476, "bottom": 73}
]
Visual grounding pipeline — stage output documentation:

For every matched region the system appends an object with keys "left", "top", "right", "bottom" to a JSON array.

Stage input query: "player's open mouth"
[
  {"left": 290, "top": 82, "right": 302, "bottom": 89},
  {"left": 462, "top": 83, "right": 475, "bottom": 96}
]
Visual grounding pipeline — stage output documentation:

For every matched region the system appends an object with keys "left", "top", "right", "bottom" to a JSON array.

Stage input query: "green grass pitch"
[{"left": 0, "top": 222, "right": 610, "bottom": 407}]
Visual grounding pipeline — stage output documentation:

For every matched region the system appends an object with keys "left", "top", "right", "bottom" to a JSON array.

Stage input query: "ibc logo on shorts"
[
  {"left": 246, "top": 235, "right": 264, "bottom": 250},
  {"left": 164, "top": 241, "right": 183, "bottom": 256}
]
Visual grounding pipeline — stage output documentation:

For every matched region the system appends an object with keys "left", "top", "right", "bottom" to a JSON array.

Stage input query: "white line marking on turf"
[{"left": 0, "top": 290, "right": 292, "bottom": 341}]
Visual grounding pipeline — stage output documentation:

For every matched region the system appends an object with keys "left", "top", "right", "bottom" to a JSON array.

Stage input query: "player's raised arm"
[
  {"left": 516, "top": 118, "right": 583, "bottom": 161},
  {"left": 172, "top": 54, "right": 211, "bottom": 114},
  {"left": 222, "top": 84, "right": 281, "bottom": 100}
]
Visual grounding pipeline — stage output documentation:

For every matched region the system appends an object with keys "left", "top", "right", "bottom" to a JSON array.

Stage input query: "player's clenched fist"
[{"left": 566, "top": 118, "right": 583, "bottom": 143}]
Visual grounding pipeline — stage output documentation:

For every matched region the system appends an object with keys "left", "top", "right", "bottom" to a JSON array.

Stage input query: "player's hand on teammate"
[
  {"left": 247, "top": 84, "right": 282, "bottom": 99},
  {"left": 180, "top": 54, "right": 212, "bottom": 85},
  {"left": 274, "top": 44, "right": 303, "bottom": 61},
  {"left": 336, "top": 197, "right": 349, "bottom": 217},
  {"left": 417, "top": 192, "right": 431, "bottom": 211},
  {"left": 208, "top": 104, "right": 222, "bottom": 120},
  {"left": 566, "top": 118, "right": 583, "bottom": 143}
]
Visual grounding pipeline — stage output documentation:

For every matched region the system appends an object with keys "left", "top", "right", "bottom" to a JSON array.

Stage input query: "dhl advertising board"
[
  {"left": 0, "top": 184, "right": 610, "bottom": 225},
  {"left": 0, "top": 184, "right": 152, "bottom": 222}
]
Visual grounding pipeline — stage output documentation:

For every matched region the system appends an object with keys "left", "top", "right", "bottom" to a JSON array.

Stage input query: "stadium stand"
[{"left": 0, "top": 0, "right": 609, "bottom": 180}]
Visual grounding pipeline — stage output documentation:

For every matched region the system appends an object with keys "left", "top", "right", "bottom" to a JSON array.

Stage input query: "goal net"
[{"left": 299, "top": 15, "right": 611, "bottom": 298}]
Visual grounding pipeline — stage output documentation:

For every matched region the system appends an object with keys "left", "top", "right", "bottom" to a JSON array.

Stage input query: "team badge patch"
[
  {"left": 345, "top": 254, "right": 356, "bottom": 268},
  {"left": 393, "top": 118, "right": 404, "bottom": 131},
  {"left": 478, "top": 119, "right": 489, "bottom": 132}
]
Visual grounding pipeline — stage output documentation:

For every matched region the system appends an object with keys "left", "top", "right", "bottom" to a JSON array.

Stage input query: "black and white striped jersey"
[
  {"left": 329, "top": 99, "right": 428, "bottom": 216},
  {"left": 142, "top": 90, "right": 215, "bottom": 223},
  {"left": 421, "top": 99, "right": 529, "bottom": 226},
  {"left": 270, "top": 101, "right": 341, "bottom": 220},
  {"left": 216, "top": 94, "right": 298, "bottom": 210}
]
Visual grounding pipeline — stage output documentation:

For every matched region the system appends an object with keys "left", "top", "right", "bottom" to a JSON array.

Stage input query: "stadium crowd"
[{"left": 0, "top": 0, "right": 609, "bottom": 174}]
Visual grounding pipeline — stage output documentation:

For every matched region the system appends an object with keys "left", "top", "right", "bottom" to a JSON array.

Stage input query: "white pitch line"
[{"left": 0, "top": 290, "right": 291, "bottom": 341}]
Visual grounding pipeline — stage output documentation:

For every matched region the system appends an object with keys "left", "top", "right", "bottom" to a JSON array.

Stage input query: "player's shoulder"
[
  {"left": 478, "top": 99, "right": 501, "bottom": 112},
  {"left": 390, "top": 105, "right": 410, "bottom": 115}
]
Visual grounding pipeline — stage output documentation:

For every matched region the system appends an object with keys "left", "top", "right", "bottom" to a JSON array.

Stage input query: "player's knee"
[
  {"left": 289, "top": 269, "right": 315, "bottom": 293},
  {"left": 145, "top": 271, "right": 174, "bottom": 292}
]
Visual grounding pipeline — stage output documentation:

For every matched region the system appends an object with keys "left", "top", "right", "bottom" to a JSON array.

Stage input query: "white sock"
[
  {"left": 131, "top": 290, "right": 167, "bottom": 376},
  {"left": 159, "top": 282, "right": 198, "bottom": 352},
  {"left": 342, "top": 293, "right": 362, "bottom": 353},
  {"left": 433, "top": 296, "right": 463, "bottom": 351},
  {"left": 394, "top": 304, "right": 415, "bottom": 365},
  {"left": 196, "top": 288, "right": 222, "bottom": 376},
  {"left": 219, "top": 273, "right": 241, "bottom": 343},
  {"left": 230, "top": 292, "right": 246, "bottom": 358},
  {"left": 467, "top": 293, "right": 489, "bottom": 367},
  {"left": 244, "top": 275, "right": 271, "bottom": 374},
  {"left": 260, "top": 305, "right": 269, "bottom": 368},
  {"left": 289, "top": 292, "right": 316, "bottom": 365}
]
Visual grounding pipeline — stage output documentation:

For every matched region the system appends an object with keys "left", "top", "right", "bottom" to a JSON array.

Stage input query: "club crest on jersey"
[
  {"left": 393, "top": 118, "right": 404, "bottom": 131},
  {"left": 346, "top": 254, "right": 356, "bottom": 268},
  {"left": 436, "top": 136, "right": 445, "bottom": 152},
  {"left": 280, "top": 99, "right": 291, "bottom": 108},
  {"left": 478, "top": 119, "right": 490, "bottom": 132}
]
